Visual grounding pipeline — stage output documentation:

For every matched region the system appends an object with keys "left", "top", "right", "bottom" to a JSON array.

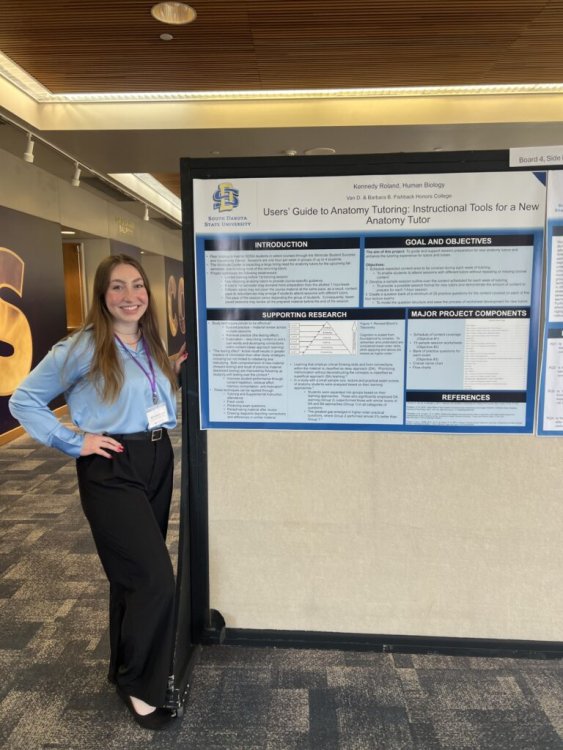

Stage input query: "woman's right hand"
[{"left": 80, "top": 433, "right": 124, "bottom": 458}]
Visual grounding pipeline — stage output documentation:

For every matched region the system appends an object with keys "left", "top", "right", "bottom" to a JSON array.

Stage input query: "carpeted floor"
[{"left": 1, "top": 425, "right": 563, "bottom": 749}]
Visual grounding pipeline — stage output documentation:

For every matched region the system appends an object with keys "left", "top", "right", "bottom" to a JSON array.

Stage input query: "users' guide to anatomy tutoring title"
[{"left": 192, "top": 170, "right": 545, "bottom": 433}]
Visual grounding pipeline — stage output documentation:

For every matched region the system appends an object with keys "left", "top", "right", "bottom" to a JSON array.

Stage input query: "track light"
[
  {"left": 23, "top": 132, "right": 35, "bottom": 163},
  {"left": 71, "top": 162, "right": 81, "bottom": 187},
  {"left": 144, "top": 205, "right": 150, "bottom": 221}
]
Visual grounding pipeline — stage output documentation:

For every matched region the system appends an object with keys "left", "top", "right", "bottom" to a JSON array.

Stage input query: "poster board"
[
  {"left": 180, "top": 153, "right": 563, "bottom": 645},
  {"left": 191, "top": 168, "right": 544, "bottom": 434}
]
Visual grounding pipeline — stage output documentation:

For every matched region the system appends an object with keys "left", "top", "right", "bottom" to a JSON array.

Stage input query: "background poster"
[
  {"left": 0, "top": 206, "right": 67, "bottom": 436},
  {"left": 538, "top": 171, "right": 563, "bottom": 434},
  {"left": 192, "top": 170, "right": 545, "bottom": 433}
]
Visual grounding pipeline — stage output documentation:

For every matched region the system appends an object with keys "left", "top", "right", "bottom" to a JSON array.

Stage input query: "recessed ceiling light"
[
  {"left": 304, "top": 147, "right": 336, "bottom": 155},
  {"left": 160, "top": 33, "right": 174, "bottom": 41},
  {"left": 151, "top": 2, "right": 197, "bottom": 25}
]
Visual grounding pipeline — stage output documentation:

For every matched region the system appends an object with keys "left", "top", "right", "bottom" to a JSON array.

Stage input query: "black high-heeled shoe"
[{"left": 116, "top": 685, "right": 175, "bottom": 730}]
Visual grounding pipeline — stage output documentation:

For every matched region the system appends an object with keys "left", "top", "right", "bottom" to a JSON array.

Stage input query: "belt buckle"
[{"left": 151, "top": 428, "right": 163, "bottom": 442}]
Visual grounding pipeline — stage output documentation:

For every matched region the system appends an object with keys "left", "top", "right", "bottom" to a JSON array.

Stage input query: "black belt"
[{"left": 105, "top": 428, "right": 167, "bottom": 442}]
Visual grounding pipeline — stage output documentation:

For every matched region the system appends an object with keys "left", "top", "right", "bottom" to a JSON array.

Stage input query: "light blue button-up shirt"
[{"left": 9, "top": 331, "right": 177, "bottom": 458}]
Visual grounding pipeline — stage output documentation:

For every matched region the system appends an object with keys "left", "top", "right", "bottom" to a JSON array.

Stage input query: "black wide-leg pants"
[{"left": 76, "top": 433, "right": 176, "bottom": 706}]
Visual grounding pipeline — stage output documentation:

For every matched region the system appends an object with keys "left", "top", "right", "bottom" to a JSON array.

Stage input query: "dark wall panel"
[
  {"left": 0, "top": 206, "right": 66, "bottom": 435},
  {"left": 110, "top": 240, "right": 141, "bottom": 261}
]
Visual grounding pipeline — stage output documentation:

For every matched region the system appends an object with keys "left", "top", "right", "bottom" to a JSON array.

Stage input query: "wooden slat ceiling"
[
  {"left": 152, "top": 173, "right": 181, "bottom": 197},
  {"left": 1, "top": 0, "right": 563, "bottom": 93}
]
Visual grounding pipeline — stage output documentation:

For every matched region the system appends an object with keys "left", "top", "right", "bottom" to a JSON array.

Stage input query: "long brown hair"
[{"left": 74, "top": 254, "right": 177, "bottom": 402}]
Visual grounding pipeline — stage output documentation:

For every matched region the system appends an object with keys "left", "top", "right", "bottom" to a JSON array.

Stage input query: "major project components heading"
[{"left": 409, "top": 308, "right": 530, "bottom": 319}]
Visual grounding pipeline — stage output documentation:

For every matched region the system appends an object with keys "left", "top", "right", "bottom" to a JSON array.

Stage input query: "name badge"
[{"left": 146, "top": 402, "right": 168, "bottom": 429}]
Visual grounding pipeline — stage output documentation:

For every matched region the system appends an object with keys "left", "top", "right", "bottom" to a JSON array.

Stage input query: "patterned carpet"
[{"left": 1, "top": 426, "right": 563, "bottom": 749}]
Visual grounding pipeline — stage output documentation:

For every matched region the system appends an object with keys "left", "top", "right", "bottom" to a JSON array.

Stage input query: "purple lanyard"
[{"left": 115, "top": 334, "right": 159, "bottom": 404}]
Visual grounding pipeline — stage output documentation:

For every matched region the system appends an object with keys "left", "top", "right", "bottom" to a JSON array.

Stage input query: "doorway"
[{"left": 62, "top": 243, "right": 85, "bottom": 332}]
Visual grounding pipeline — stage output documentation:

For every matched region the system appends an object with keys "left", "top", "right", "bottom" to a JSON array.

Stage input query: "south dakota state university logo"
[{"left": 213, "top": 182, "right": 239, "bottom": 212}]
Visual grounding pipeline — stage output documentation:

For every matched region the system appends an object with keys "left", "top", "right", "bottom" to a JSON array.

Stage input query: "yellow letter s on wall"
[
  {"left": 167, "top": 274, "right": 178, "bottom": 338},
  {"left": 167, "top": 274, "right": 186, "bottom": 340},
  {"left": 0, "top": 247, "right": 32, "bottom": 396}
]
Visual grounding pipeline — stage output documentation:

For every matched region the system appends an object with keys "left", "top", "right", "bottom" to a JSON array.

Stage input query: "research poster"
[
  {"left": 191, "top": 170, "right": 545, "bottom": 433},
  {"left": 538, "top": 171, "right": 563, "bottom": 434}
]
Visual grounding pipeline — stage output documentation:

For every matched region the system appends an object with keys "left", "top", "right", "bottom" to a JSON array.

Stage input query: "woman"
[{"left": 9, "top": 254, "right": 188, "bottom": 730}]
